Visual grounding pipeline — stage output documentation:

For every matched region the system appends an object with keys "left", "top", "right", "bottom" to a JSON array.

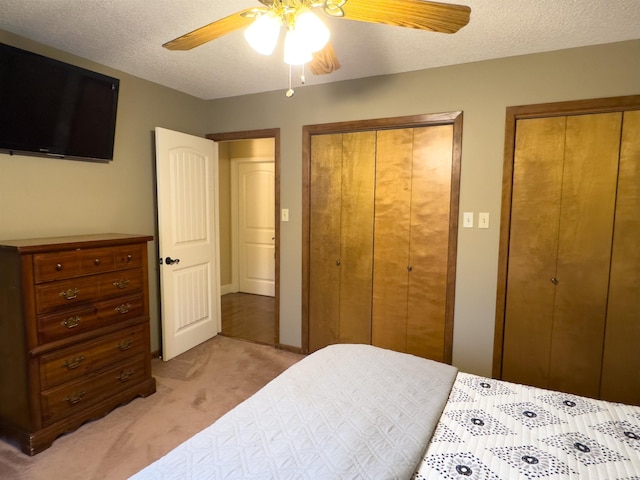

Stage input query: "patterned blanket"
[{"left": 414, "top": 372, "right": 640, "bottom": 479}]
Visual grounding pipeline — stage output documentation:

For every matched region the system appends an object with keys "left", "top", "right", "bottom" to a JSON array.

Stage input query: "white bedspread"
[
  {"left": 414, "top": 372, "right": 640, "bottom": 479},
  {"left": 131, "top": 344, "right": 458, "bottom": 480}
]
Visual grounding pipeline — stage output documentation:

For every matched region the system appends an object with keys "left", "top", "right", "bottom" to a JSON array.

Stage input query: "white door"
[
  {"left": 155, "top": 127, "right": 221, "bottom": 361},
  {"left": 235, "top": 160, "right": 275, "bottom": 296}
]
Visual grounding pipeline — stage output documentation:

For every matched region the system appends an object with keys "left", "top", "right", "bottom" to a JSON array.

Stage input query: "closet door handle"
[
  {"left": 407, "top": 266, "right": 413, "bottom": 272},
  {"left": 335, "top": 260, "right": 341, "bottom": 266},
  {"left": 551, "top": 277, "right": 558, "bottom": 285}
]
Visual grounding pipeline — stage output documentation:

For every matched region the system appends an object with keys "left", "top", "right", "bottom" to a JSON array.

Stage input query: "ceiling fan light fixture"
[
  {"left": 244, "top": 11, "right": 282, "bottom": 55},
  {"left": 293, "top": 8, "right": 330, "bottom": 53},
  {"left": 283, "top": 28, "right": 313, "bottom": 65}
]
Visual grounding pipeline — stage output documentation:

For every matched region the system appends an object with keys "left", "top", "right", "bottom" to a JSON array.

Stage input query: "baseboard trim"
[
  {"left": 220, "top": 284, "right": 235, "bottom": 295},
  {"left": 277, "top": 343, "right": 304, "bottom": 355}
]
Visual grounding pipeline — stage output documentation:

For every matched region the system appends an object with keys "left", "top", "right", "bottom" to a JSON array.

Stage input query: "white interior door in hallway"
[
  {"left": 232, "top": 159, "right": 275, "bottom": 297},
  {"left": 155, "top": 127, "right": 221, "bottom": 361}
]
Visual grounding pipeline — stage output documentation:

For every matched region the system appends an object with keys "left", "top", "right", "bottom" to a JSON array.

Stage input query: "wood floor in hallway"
[{"left": 221, "top": 292, "right": 276, "bottom": 346}]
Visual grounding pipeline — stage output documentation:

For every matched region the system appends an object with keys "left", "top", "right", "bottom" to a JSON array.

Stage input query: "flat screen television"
[{"left": 0, "top": 42, "right": 119, "bottom": 162}]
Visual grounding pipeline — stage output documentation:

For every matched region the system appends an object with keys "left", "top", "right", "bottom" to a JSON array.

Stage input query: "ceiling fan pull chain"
[
  {"left": 286, "top": 63, "right": 295, "bottom": 97},
  {"left": 301, "top": 63, "right": 306, "bottom": 84}
]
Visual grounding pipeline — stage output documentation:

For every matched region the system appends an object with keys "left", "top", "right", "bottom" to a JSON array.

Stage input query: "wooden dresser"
[{"left": 0, "top": 233, "right": 156, "bottom": 455}]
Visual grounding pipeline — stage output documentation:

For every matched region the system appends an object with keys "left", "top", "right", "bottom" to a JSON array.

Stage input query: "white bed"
[{"left": 131, "top": 344, "right": 640, "bottom": 480}]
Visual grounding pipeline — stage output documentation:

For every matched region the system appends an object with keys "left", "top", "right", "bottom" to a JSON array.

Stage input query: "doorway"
[{"left": 207, "top": 129, "right": 280, "bottom": 347}]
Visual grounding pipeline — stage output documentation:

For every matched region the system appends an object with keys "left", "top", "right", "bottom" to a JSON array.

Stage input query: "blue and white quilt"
[{"left": 414, "top": 372, "right": 640, "bottom": 480}]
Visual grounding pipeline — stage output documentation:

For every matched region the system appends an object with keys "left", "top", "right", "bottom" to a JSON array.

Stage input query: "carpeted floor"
[{"left": 0, "top": 336, "right": 304, "bottom": 480}]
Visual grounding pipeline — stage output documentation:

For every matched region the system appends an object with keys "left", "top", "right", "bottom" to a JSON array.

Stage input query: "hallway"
[{"left": 221, "top": 293, "right": 276, "bottom": 346}]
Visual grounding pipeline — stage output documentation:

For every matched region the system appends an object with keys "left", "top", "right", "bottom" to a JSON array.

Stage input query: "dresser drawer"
[
  {"left": 35, "top": 269, "right": 143, "bottom": 314},
  {"left": 77, "top": 248, "right": 117, "bottom": 274},
  {"left": 39, "top": 325, "right": 145, "bottom": 390},
  {"left": 37, "top": 305, "right": 99, "bottom": 344},
  {"left": 33, "top": 244, "right": 145, "bottom": 284},
  {"left": 114, "top": 244, "right": 144, "bottom": 269},
  {"left": 40, "top": 355, "right": 146, "bottom": 426},
  {"left": 97, "top": 293, "right": 144, "bottom": 326},
  {"left": 33, "top": 251, "right": 82, "bottom": 283},
  {"left": 35, "top": 276, "right": 100, "bottom": 314},
  {"left": 98, "top": 268, "right": 143, "bottom": 300},
  {"left": 37, "top": 293, "right": 145, "bottom": 343}
]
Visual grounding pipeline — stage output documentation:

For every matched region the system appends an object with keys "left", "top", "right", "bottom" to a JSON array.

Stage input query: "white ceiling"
[{"left": 1, "top": 0, "right": 638, "bottom": 100}]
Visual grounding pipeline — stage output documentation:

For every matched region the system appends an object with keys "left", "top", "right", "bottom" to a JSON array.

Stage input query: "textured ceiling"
[{"left": 1, "top": 0, "right": 638, "bottom": 100}]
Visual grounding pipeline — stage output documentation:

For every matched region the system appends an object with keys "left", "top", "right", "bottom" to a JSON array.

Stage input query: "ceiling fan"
[{"left": 163, "top": 0, "right": 471, "bottom": 95}]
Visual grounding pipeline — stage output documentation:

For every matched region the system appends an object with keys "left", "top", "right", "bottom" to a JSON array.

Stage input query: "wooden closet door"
[
  {"left": 549, "top": 113, "right": 621, "bottom": 398},
  {"left": 309, "top": 132, "right": 375, "bottom": 351},
  {"left": 372, "top": 128, "right": 413, "bottom": 352},
  {"left": 339, "top": 132, "right": 375, "bottom": 343},
  {"left": 309, "top": 133, "right": 343, "bottom": 351},
  {"left": 407, "top": 125, "right": 454, "bottom": 361},
  {"left": 372, "top": 125, "right": 455, "bottom": 360},
  {"left": 502, "top": 116, "right": 566, "bottom": 389},
  {"left": 601, "top": 110, "right": 640, "bottom": 405}
]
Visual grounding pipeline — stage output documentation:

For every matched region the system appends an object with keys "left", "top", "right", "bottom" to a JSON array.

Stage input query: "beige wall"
[
  {"left": 0, "top": 30, "right": 209, "bottom": 352},
  {"left": 1, "top": 27, "right": 638, "bottom": 376},
  {"left": 204, "top": 40, "right": 640, "bottom": 376}
]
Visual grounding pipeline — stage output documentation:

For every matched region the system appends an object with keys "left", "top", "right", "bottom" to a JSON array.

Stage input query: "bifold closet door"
[
  {"left": 501, "top": 116, "right": 565, "bottom": 389},
  {"left": 503, "top": 113, "right": 621, "bottom": 398},
  {"left": 308, "top": 132, "right": 375, "bottom": 352},
  {"left": 548, "top": 113, "right": 620, "bottom": 398},
  {"left": 371, "top": 128, "right": 413, "bottom": 352},
  {"left": 372, "top": 125, "right": 454, "bottom": 361},
  {"left": 601, "top": 110, "right": 640, "bottom": 405}
]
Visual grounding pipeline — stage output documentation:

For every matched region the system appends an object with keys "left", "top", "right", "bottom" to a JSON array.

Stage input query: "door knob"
[{"left": 165, "top": 256, "right": 180, "bottom": 265}]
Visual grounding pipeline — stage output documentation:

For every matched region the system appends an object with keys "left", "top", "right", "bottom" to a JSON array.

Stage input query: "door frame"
[
  {"left": 207, "top": 128, "right": 281, "bottom": 345},
  {"left": 302, "top": 112, "right": 463, "bottom": 356},
  {"left": 492, "top": 95, "right": 640, "bottom": 378}
]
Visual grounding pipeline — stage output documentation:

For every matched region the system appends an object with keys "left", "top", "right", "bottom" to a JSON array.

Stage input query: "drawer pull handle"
[
  {"left": 127, "top": 254, "right": 132, "bottom": 262},
  {"left": 116, "top": 369, "right": 135, "bottom": 382},
  {"left": 115, "top": 303, "right": 131, "bottom": 314},
  {"left": 94, "top": 258, "right": 101, "bottom": 266},
  {"left": 61, "top": 316, "right": 82, "bottom": 329},
  {"left": 115, "top": 339, "right": 134, "bottom": 351},
  {"left": 63, "top": 356, "right": 85, "bottom": 370},
  {"left": 59, "top": 288, "right": 80, "bottom": 300},
  {"left": 64, "top": 391, "right": 86, "bottom": 405},
  {"left": 56, "top": 263, "right": 63, "bottom": 271},
  {"left": 113, "top": 278, "right": 130, "bottom": 289}
]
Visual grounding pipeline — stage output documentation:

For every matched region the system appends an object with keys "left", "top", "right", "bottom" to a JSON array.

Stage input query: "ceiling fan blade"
[
  {"left": 163, "top": 8, "right": 262, "bottom": 51},
  {"left": 309, "top": 42, "right": 341, "bottom": 75},
  {"left": 336, "top": 0, "right": 470, "bottom": 34}
]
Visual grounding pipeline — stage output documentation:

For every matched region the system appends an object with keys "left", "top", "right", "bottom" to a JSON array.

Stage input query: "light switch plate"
[
  {"left": 463, "top": 212, "right": 474, "bottom": 228},
  {"left": 281, "top": 208, "right": 289, "bottom": 222},
  {"left": 479, "top": 212, "right": 490, "bottom": 229}
]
